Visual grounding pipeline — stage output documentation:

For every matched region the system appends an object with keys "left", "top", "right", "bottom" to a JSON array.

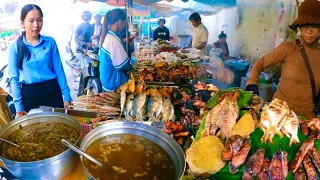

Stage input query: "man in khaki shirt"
[
  {"left": 246, "top": 0, "right": 320, "bottom": 118},
  {"left": 185, "top": 12, "right": 209, "bottom": 55}
]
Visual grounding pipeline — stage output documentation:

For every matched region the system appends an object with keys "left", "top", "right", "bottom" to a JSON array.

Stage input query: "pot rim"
[
  {"left": 0, "top": 112, "right": 81, "bottom": 165},
  {"left": 79, "top": 121, "right": 186, "bottom": 180}
]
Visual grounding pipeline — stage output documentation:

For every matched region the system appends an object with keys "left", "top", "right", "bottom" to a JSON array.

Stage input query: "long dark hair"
[
  {"left": 100, "top": 9, "right": 126, "bottom": 46},
  {"left": 17, "top": 4, "right": 43, "bottom": 70}
]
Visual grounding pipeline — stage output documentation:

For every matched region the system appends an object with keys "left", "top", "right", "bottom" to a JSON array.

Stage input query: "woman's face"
[
  {"left": 300, "top": 25, "right": 320, "bottom": 44},
  {"left": 117, "top": 19, "right": 127, "bottom": 32},
  {"left": 21, "top": 9, "right": 43, "bottom": 38}
]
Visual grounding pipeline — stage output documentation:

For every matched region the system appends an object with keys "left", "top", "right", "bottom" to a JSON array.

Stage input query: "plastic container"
[{"left": 234, "top": 61, "right": 249, "bottom": 71}]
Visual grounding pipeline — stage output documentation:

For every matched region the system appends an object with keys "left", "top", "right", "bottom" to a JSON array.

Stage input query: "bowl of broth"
[
  {"left": 0, "top": 112, "right": 81, "bottom": 180},
  {"left": 80, "top": 122, "right": 186, "bottom": 180}
]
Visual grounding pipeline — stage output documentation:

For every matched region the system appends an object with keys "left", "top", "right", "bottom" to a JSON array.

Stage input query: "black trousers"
[{"left": 21, "top": 79, "right": 64, "bottom": 112}]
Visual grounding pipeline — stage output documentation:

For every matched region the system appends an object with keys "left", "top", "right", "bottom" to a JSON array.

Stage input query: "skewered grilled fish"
[
  {"left": 281, "top": 110, "right": 300, "bottom": 146},
  {"left": 245, "top": 148, "right": 265, "bottom": 176},
  {"left": 268, "top": 150, "right": 288, "bottom": 180},
  {"left": 229, "top": 139, "right": 251, "bottom": 174},
  {"left": 289, "top": 138, "right": 314, "bottom": 172}
]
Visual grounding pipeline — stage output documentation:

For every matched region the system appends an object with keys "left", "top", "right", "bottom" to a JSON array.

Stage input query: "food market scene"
[{"left": 0, "top": 0, "right": 320, "bottom": 179}]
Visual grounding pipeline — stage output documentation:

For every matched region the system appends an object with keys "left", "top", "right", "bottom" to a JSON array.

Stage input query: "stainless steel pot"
[
  {"left": 0, "top": 112, "right": 81, "bottom": 180},
  {"left": 80, "top": 122, "right": 186, "bottom": 180}
]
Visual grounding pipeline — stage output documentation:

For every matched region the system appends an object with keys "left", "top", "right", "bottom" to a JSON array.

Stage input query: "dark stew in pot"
[
  {"left": 1, "top": 122, "right": 78, "bottom": 162},
  {"left": 84, "top": 134, "right": 175, "bottom": 180}
]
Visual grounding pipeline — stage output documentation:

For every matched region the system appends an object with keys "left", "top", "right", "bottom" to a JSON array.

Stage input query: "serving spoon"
[
  {"left": 0, "top": 138, "right": 20, "bottom": 148},
  {"left": 61, "top": 139, "right": 103, "bottom": 167}
]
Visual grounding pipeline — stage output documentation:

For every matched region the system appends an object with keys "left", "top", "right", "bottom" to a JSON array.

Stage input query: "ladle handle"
[
  {"left": 61, "top": 139, "right": 103, "bottom": 167},
  {"left": 0, "top": 138, "right": 20, "bottom": 148}
]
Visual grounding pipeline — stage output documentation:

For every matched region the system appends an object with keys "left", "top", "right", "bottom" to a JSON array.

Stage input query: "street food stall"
[{"left": 0, "top": 0, "right": 318, "bottom": 180}]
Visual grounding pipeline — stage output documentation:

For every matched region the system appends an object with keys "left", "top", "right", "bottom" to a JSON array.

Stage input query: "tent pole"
[{"left": 148, "top": 7, "right": 150, "bottom": 42}]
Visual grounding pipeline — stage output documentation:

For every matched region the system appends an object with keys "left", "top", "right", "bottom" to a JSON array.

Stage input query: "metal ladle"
[
  {"left": 0, "top": 138, "right": 20, "bottom": 148},
  {"left": 61, "top": 139, "right": 103, "bottom": 167}
]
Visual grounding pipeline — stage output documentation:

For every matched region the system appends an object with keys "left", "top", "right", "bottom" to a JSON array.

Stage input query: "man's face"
[
  {"left": 82, "top": 15, "right": 91, "bottom": 23},
  {"left": 94, "top": 17, "right": 101, "bottom": 24},
  {"left": 190, "top": 20, "right": 200, "bottom": 27},
  {"left": 159, "top": 20, "right": 165, "bottom": 27}
]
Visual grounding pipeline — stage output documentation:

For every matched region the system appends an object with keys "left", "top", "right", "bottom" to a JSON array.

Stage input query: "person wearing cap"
[
  {"left": 185, "top": 12, "right": 209, "bottom": 55},
  {"left": 213, "top": 31, "right": 232, "bottom": 60},
  {"left": 91, "top": 13, "right": 103, "bottom": 47},
  {"left": 71, "top": 10, "right": 94, "bottom": 52},
  {"left": 245, "top": 0, "right": 320, "bottom": 118},
  {"left": 153, "top": 17, "right": 170, "bottom": 41}
]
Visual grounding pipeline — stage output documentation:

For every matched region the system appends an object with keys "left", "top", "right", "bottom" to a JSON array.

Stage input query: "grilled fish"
[
  {"left": 133, "top": 93, "right": 147, "bottom": 121},
  {"left": 229, "top": 139, "right": 251, "bottom": 174},
  {"left": 147, "top": 96, "right": 163, "bottom": 122},
  {"left": 124, "top": 94, "right": 134, "bottom": 121},
  {"left": 120, "top": 89, "right": 126, "bottom": 118},
  {"left": 221, "top": 138, "right": 233, "bottom": 162},
  {"left": 268, "top": 150, "right": 288, "bottom": 180},
  {"left": 289, "top": 138, "right": 314, "bottom": 172},
  {"left": 303, "top": 155, "right": 317, "bottom": 180},
  {"left": 161, "top": 99, "right": 175, "bottom": 122},
  {"left": 294, "top": 164, "right": 307, "bottom": 180},
  {"left": 257, "top": 158, "right": 271, "bottom": 180},
  {"left": 281, "top": 110, "right": 300, "bottom": 146},
  {"left": 260, "top": 98, "right": 289, "bottom": 143},
  {"left": 310, "top": 147, "right": 320, "bottom": 172},
  {"left": 217, "top": 98, "right": 239, "bottom": 139},
  {"left": 201, "top": 102, "right": 223, "bottom": 138},
  {"left": 245, "top": 148, "right": 265, "bottom": 176}
]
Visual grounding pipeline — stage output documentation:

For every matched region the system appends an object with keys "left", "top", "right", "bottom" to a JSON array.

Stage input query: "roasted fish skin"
[
  {"left": 217, "top": 98, "right": 239, "bottom": 139},
  {"left": 221, "top": 138, "right": 233, "bottom": 162},
  {"left": 289, "top": 138, "right": 314, "bottom": 172},
  {"left": 281, "top": 110, "right": 300, "bottom": 146},
  {"left": 229, "top": 139, "right": 251, "bottom": 174},
  {"left": 294, "top": 164, "right": 307, "bottom": 180},
  {"left": 310, "top": 147, "right": 320, "bottom": 172},
  {"left": 268, "top": 150, "right": 288, "bottom": 180},
  {"left": 245, "top": 148, "right": 265, "bottom": 176},
  {"left": 257, "top": 158, "right": 271, "bottom": 180},
  {"left": 303, "top": 156, "right": 318, "bottom": 180}
]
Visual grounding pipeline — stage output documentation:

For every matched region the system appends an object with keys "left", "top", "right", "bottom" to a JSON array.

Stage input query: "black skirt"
[{"left": 21, "top": 79, "right": 64, "bottom": 112}]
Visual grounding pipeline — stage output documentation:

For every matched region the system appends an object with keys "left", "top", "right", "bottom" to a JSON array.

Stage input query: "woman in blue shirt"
[
  {"left": 8, "top": 4, "right": 71, "bottom": 117},
  {"left": 99, "top": 9, "right": 132, "bottom": 92}
]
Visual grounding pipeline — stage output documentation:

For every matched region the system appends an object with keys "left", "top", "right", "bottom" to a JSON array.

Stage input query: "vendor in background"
[
  {"left": 213, "top": 31, "right": 232, "bottom": 60},
  {"left": 99, "top": 9, "right": 133, "bottom": 92},
  {"left": 91, "top": 13, "right": 102, "bottom": 47},
  {"left": 8, "top": 4, "right": 71, "bottom": 118},
  {"left": 185, "top": 12, "right": 209, "bottom": 55},
  {"left": 153, "top": 17, "right": 170, "bottom": 41},
  {"left": 245, "top": 0, "right": 320, "bottom": 119}
]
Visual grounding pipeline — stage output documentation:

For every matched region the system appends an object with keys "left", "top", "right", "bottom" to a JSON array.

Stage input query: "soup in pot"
[
  {"left": 1, "top": 122, "right": 78, "bottom": 162},
  {"left": 84, "top": 134, "right": 175, "bottom": 180}
]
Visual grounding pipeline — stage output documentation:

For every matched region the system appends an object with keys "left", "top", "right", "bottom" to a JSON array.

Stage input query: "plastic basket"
[
  {"left": 234, "top": 61, "right": 249, "bottom": 71},
  {"left": 72, "top": 115, "right": 93, "bottom": 136}
]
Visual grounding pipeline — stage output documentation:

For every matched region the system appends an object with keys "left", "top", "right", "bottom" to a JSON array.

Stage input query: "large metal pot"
[
  {"left": 0, "top": 112, "right": 81, "bottom": 180},
  {"left": 80, "top": 122, "right": 186, "bottom": 180}
]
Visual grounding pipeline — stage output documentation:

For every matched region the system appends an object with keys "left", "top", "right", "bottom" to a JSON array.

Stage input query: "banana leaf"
[{"left": 206, "top": 88, "right": 253, "bottom": 109}]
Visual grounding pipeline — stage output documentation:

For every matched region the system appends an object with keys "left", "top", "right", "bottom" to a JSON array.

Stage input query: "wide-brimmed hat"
[{"left": 290, "top": 0, "right": 320, "bottom": 30}]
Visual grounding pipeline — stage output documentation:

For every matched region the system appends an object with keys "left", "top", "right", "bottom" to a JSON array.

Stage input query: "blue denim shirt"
[{"left": 8, "top": 35, "right": 71, "bottom": 112}]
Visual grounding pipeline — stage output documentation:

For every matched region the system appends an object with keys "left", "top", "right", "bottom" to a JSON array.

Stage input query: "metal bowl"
[
  {"left": 0, "top": 112, "right": 81, "bottom": 180},
  {"left": 80, "top": 122, "right": 186, "bottom": 180}
]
